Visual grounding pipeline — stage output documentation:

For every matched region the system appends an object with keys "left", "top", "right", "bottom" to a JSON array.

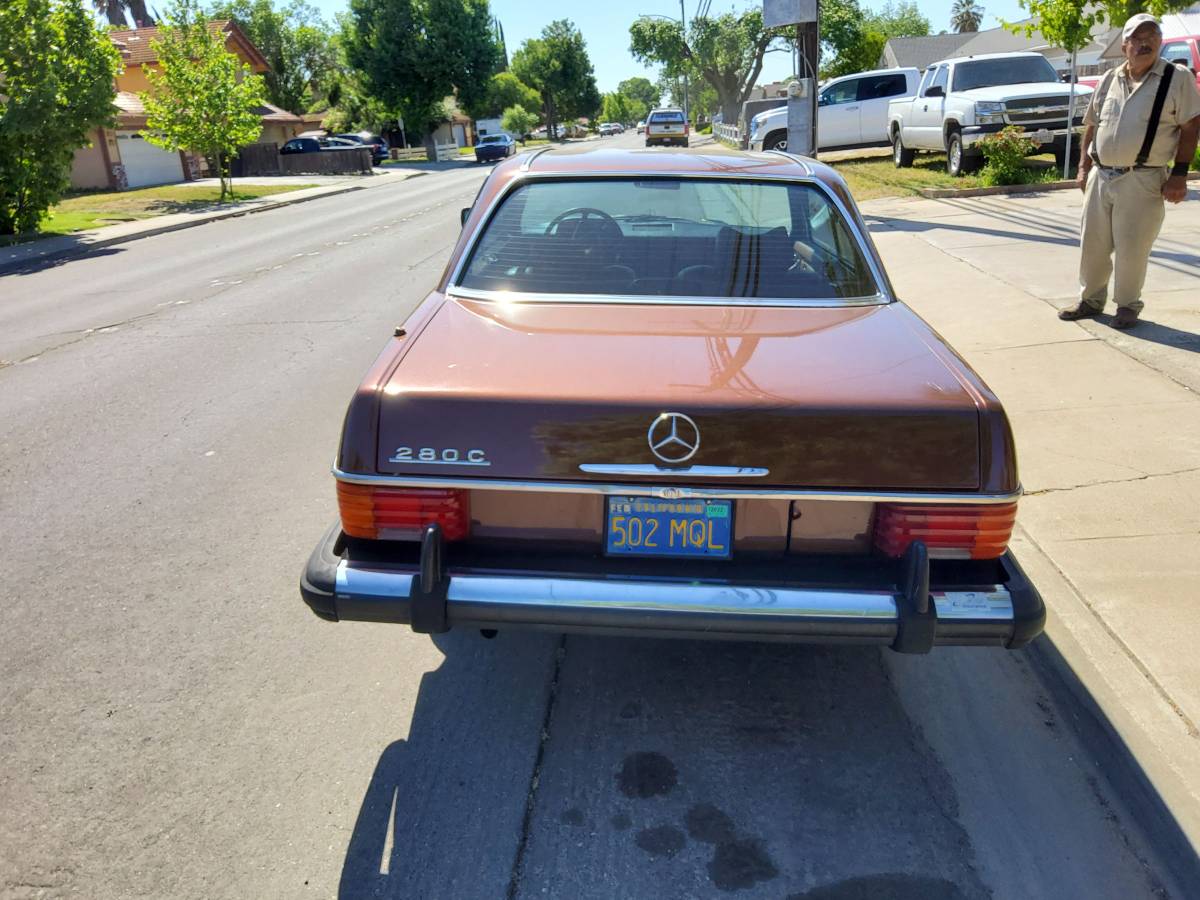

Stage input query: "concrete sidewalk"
[
  {"left": 0, "top": 168, "right": 424, "bottom": 274},
  {"left": 863, "top": 186, "right": 1200, "bottom": 843}
]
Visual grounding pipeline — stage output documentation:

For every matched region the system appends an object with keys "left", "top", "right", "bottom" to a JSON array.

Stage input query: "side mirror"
[
  {"left": 925, "top": 85, "right": 944, "bottom": 98},
  {"left": 460, "top": 207, "right": 471, "bottom": 227}
]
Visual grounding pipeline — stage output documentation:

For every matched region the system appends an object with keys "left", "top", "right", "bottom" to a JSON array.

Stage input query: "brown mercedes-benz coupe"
[{"left": 300, "top": 147, "right": 1044, "bottom": 654}]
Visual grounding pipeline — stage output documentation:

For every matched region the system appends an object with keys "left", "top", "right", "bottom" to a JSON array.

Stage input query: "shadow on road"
[{"left": 0, "top": 245, "right": 125, "bottom": 278}]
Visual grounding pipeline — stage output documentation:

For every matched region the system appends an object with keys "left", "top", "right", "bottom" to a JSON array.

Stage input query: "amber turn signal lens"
[
  {"left": 873, "top": 502, "right": 1018, "bottom": 560},
  {"left": 337, "top": 482, "right": 470, "bottom": 541}
]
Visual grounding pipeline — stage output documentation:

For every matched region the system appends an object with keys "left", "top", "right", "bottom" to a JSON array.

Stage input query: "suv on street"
[
  {"left": 749, "top": 67, "right": 920, "bottom": 153},
  {"left": 645, "top": 108, "right": 689, "bottom": 147},
  {"left": 887, "top": 52, "right": 1093, "bottom": 176}
]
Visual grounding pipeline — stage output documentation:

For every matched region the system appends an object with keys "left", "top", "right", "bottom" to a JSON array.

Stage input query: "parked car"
[
  {"left": 888, "top": 52, "right": 1093, "bottom": 175},
  {"left": 599, "top": 123, "right": 619, "bottom": 136},
  {"left": 280, "top": 136, "right": 359, "bottom": 154},
  {"left": 335, "top": 132, "right": 389, "bottom": 164},
  {"left": 645, "top": 108, "right": 689, "bottom": 146},
  {"left": 475, "top": 132, "right": 516, "bottom": 163},
  {"left": 300, "top": 146, "right": 1045, "bottom": 654},
  {"left": 636, "top": 120, "right": 646, "bottom": 134},
  {"left": 748, "top": 67, "right": 920, "bottom": 153}
]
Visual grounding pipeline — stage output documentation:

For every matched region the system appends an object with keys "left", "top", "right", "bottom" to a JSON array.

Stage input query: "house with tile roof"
[{"left": 70, "top": 20, "right": 304, "bottom": 191}]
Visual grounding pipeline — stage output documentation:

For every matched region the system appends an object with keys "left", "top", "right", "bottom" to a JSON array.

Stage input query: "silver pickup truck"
[{"left": 887, "top": 52, "right": 1093, "bottom": 176}]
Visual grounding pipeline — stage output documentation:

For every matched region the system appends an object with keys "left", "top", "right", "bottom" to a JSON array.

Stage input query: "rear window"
[
  {"left": 479, "top": 135, "right": 506, "bottom": 144},
  {"left": 457, "top": 178, "right": 880, "bottom": 302},
  {"left": 650, "top": 111, "right": 685, "bottom": 123}
]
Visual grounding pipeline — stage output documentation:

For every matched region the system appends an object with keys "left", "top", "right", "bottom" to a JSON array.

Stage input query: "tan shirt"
[{"left": 1084, "top": 56, "right": 1200, "bottom": 167}]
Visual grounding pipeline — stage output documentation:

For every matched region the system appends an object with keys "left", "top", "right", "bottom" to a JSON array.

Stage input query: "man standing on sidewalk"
[{"left": 1059, "top": 13, "right": 1200, "bottom": 329}]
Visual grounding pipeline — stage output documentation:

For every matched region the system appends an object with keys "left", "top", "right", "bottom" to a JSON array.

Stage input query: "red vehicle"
[{"left": 300, "top": 147, "right": 1044, "bottom": 654}]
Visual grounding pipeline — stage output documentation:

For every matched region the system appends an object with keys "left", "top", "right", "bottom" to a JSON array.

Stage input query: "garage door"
[{"left": 117, "top": 132, "right": 184, "bottom": 188}]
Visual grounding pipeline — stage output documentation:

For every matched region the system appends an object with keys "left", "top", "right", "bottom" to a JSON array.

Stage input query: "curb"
[
  {"left": 918, "top": 169, "right": 1200, "bottom": 199},
  {"left": 0, "top": 171, "right": 428, "bottom": 275}
]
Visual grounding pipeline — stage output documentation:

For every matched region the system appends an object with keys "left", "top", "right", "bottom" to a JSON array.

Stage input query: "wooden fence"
[
  {"left": 434, "top": 142, "right": 458, "bottom": 162},
  {"left": 231, "top": 143, "right": 373, "bottom": 176}
]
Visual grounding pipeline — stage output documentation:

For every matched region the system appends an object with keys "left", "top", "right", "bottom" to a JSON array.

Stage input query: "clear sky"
[{"left": 307, "top": 0, "right": 1033, "bottom": 93}]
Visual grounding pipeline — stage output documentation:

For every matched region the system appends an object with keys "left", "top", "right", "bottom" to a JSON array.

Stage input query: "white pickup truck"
[
  {"left": 887, "top": 52, "right": 1093, "bottom": 176},
  {"left": 748, "top": 67, "right": 920, "bottom": 153}
]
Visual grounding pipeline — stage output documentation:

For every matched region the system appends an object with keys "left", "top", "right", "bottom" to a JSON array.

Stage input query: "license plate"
[{"left": 605, "top": 496, "right": 733, "bottom": 559}]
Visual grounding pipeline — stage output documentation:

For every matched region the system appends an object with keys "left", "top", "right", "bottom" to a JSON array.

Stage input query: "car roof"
[{"left": 930, "top": 51, "right": 1046, "bottom": 66}]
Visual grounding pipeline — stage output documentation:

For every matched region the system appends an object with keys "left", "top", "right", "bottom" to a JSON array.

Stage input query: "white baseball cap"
[{"left": 1122, "top": 13, "right": 1161, "bottom": 41}]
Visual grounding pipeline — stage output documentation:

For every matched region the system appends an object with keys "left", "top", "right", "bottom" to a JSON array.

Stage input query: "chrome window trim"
[
  {"left": 333, "top": 464, "right": 1021, "bottom": 505},
  {"left": 446, "top": 170, "right": 894, "bottom": 306},
  {"left": 447, "top": 286, "right": 888, "bottom": 308}
]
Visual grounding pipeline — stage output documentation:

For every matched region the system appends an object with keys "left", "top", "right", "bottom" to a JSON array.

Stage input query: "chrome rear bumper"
[{"left": 300, "top": 524, "right": 1045, "bottom": 653}]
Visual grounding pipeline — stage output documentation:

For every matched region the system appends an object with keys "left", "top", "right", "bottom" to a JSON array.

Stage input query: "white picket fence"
[
  {"left": 435, "top": 142, "right": 459, "bottom": 162},
  {"left": 714, "top": 123, "right": 742, "bottom": 148}
]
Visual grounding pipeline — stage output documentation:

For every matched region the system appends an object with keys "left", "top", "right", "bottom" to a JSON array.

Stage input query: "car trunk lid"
[{"left": 376, "top": 297, "right": 981, "bottom": 490}]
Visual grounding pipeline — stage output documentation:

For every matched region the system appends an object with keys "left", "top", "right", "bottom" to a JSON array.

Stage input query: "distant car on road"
[
  {"left": 475, "top": 132, "right": 516, "bottom": 163},
  {"left": 599, "top": 123, "right": 619, "bottom": 136},
  {"left": 335, "top": 133, "right": 389, "bottom": 164},
  {"left": 636, "top": 120, "right": 646, "bottom": 134},
  {"left": 645, "top": 108, "right": 689, "bottom": 147}
]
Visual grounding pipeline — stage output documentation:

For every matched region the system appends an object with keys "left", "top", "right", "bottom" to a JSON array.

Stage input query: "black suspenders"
[{"left": 1136, "top": 63, "right": 1175, "bottom": 166}]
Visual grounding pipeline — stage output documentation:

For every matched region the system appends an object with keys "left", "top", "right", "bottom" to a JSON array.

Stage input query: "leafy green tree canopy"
[
  {"left": 511, "top": 20, "right": 601, "bottom": 139},
  {"left": 1010, "top": 0, "right": 1195, "bottom": 50},
  {"left": 346, "top": 0, "right": 500, "bottom": 138},
  {"left": 820, "top": 0, "right": 930, "bottom": 78},
  {"left": 208, "top": 0, "right": 336, "bottom": 115},
  {"left": 500, "top": 104, "right": 538, "bottom": 138},
  {"left": 630, "top": 7, "right": 787, "bottom": 124},
  {"left": 141, "top": 0, "right": 267, "bottom": 200},
  {"left": 601, "top": 92, "right": 634, "bottom": 125},
  {"left": 472, "top": 71, "right": 541, "bottom": 119},
  {"left": 952, "top": 0, "right": 985, "bottom": 33},
  {"left": 1, "top": 0, "right": 120, "bottom": 235},
  {"left": 618, "top": 76, "right": 660, "bottom": 111}
]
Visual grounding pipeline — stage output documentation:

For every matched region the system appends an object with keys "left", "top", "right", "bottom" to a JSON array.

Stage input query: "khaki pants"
[{"left": 1078, "top": 166, "right": 1167, "bottom": 313}]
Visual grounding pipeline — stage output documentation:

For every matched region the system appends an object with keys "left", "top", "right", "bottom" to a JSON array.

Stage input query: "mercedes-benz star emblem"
[{"left": 648, "top": 412, "right": 700, "bottom": 464}]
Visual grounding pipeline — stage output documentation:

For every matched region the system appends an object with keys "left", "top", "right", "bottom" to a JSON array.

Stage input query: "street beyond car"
[{"left": 300, "top": 147, "right": 1044, "bottom": 654}]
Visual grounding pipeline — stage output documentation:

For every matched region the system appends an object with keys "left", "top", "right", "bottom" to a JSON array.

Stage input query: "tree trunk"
[{"left": 126, "top": 0, "right": 155, "bottom": 27}]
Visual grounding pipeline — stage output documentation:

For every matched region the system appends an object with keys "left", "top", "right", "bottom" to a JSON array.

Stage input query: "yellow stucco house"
[{"left": 71, "top": 20, "right": 303, "bottom": 191}]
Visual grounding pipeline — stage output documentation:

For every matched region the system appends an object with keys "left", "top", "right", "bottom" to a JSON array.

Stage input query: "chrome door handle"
[{"left": 923, "top": 104, "right": 928, "bottom": 111}]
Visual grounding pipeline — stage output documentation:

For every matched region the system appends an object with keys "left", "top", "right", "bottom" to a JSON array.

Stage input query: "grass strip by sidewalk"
[
  {"left": 2, "top": 183, "right": 317, "bottom": 246},
  {"left": 831, "top": 152, "right": 1060, "bottom": 201}
]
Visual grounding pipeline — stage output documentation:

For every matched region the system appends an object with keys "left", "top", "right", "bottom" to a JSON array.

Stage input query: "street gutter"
[{"left": 0, "top": 171, "right": 429, "bottom": 275}]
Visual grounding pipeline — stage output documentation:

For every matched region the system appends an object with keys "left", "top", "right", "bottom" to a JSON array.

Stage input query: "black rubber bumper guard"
[{"left": 300, "top": 524, "right": 1045, "bottom": 653}]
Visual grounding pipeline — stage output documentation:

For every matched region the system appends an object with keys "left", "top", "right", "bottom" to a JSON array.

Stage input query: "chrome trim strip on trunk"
[
  {"left": 333, "top": 464, "right": 1023, "bottom": 505},
  {"left": 578, "top": 464, "right": 770, "bottom": 478},
  {"left": 446, "top": 287, "right": 888, "bottom": 309}
]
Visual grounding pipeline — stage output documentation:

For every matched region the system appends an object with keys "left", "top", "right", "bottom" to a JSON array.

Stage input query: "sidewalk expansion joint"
[{"left": 1017, "top": 523, "right": 1200, "bottom": 740}]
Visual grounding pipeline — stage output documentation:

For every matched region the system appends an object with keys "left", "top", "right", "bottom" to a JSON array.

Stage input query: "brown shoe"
[
  {"left": 1058, "top": 302, "right": 1103, "bottom": 321},
  {"left": 1112, "top": 307, "right": 1140, "bottom": 329}
]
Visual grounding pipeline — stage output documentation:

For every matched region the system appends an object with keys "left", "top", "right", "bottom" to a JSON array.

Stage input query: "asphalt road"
[{"left": 0, "top": 138, "right": 1185, "bottom": 899}]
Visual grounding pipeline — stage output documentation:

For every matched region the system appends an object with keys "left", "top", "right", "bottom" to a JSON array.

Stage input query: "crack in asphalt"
[{"left": 506, "top": 635, "right": 567, "bottom": 900}]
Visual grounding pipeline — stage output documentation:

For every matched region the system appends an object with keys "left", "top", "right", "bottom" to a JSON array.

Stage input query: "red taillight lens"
[
  {"left": 873, "top": 502, "right": 1017, "bottom": 560},
  {"left": 337, "top": 482, "right": 470, "bottom": 541}
]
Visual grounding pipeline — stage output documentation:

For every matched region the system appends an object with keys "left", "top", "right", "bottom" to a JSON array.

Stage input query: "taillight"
[
  {"left": 684, "top": 122, "right": 690, "bottom": 135},
  {"left": 337, "top": 482, "right": 470, "bottom": 541},
  {"left": 873, "top": 502, "right": 1017, "bottom": 560}
]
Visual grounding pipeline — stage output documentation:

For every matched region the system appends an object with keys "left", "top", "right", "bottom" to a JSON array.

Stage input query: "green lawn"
[
  {"left": 831, "top": 152, "right": 1062, "bottom": 201},
  {"left": 5, "top": 183, "right": 315, "bottom": 244}
]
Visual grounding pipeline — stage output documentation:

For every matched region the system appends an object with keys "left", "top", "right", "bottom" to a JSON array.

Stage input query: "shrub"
[
  {"left": 1192, "top": 146, "right": 1199, "bottom": 172},
  {"left": 978, "top": 126, "right": 1038, "bottom": 186}
]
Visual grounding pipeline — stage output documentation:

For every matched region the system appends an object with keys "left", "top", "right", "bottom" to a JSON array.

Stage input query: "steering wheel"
[{"left": 544, "top": 206, "right": 623, "bottom": 242}]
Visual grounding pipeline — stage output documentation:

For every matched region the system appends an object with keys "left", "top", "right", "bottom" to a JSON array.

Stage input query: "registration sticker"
[{"left": 605, "top": 496, "right": 733, "bottom": 559}]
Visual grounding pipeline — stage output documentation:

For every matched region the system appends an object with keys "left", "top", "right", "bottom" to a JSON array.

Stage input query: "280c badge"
[{"left": 388, "top": 446, "right": 491, "bottom": 466}]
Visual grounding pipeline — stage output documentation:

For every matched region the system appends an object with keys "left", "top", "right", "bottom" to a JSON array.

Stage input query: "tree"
[
  {"left": 951, "top": 0, "right": 984, "bottom": 32},
  {"left": 601, "top": 92, "right": 634, "bottom": 125},
  {"left": 208, "top": 0, "right": 336, "bottom": 115},
  {"left": 140, "top": 1, "right": 266, "bottom": 201},
  {"left": 1, "top": 0, "right": 120, "bottom": 235},
  {"left": 821, "top": 0, "right": 930, "bottom": 78},
  {"left": 511, "top": 20, "right": 601, "bottom": 139},
  {"left": 657, "top": 71, "right": 718, "bottom": 120},
  {"left": 630, "top": 7, "right": 788, "bottom": 125},
  {"left": 501, "top": 104, "right": 538, "bottom": 139},
  {"left": 470, "top": 71, "right": 541, "bottom": 119},
  {"left": 93, "top": 0, "right": 155, "bottom": 27},
  {"left": 345, "top": 0, "right": 500, "bottom": 140},
  {"left": 618, "top": 76, "right": 659, "bottom": 111}
]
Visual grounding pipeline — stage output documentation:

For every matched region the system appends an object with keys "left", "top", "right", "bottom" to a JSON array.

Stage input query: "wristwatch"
[{"left": 1172, "top": 161, "right": 1190, "bottom": 177}]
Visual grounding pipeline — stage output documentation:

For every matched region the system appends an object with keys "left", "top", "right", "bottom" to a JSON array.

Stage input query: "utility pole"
[
  {"left": 680, "top": 0, "right": 690, "bottom": 123},
  {"left": 765, "top": 1, "right": 819, "bottom": 156}
]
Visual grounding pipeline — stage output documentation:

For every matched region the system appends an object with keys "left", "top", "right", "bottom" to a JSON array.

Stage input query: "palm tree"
[
  {"left": 94, "top": 0, "right": 155, "bottom": 28},
  {"left": 951, "top": 0, "right": 984, "bottom": 33}
]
